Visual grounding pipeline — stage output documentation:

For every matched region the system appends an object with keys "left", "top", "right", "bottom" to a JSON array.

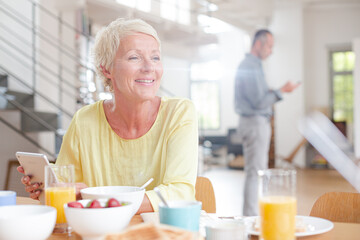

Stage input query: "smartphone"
[{"left": 15, "top": 151, "right": 51, "bottom": 204}]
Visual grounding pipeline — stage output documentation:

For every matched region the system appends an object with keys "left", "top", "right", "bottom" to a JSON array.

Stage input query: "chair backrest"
[
  {"left": 195, "top": 176, "right": 216, "bottom": 213},
  {"left": 310, "top": 191, "right": 360, "bottom": 223}
]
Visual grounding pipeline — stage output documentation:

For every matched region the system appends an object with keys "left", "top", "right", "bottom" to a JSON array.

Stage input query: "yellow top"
[{"left": 56, "top": 97, "right": 198, "bottom": 211}]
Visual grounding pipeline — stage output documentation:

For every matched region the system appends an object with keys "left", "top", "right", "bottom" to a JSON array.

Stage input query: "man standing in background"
[{"left": 235, "top": 29, "right": 300, "bottom": 216}]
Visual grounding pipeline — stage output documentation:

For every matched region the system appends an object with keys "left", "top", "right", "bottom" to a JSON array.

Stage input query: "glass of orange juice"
[
  {"left": 258, "top": 169, "right": 297, "bottom": 240},
  {"left": 45, "top": 164, "right": 76, "bottom": 233}
]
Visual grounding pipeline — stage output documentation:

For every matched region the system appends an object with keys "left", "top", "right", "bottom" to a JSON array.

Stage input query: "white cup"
[{"left": 205, "top": 219, "right": 247, "bottom": 240}]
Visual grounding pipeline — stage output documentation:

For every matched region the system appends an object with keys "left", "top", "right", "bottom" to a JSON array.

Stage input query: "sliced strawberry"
[
  {"left": 67, "top": 201, "right": 84, "bottom": 208},
  {"left": 107, "top": 198, "right": 122, "bottom": 208},
  {"left": 87, "top": 199, "right": 102, "bottom": 208}
]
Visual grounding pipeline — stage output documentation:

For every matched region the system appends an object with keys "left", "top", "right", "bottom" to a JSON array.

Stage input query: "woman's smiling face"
[{"left": 107, "top": 32, "right": 163, "bottom": 102}]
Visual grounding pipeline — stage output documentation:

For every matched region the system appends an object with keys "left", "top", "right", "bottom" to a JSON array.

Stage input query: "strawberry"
[
  {"left": 87, "top": 199, "right": 102, "bottom": 208},
  {"left": 67, "top": 201, "right": 84, "bottom": 208},
  {"left": 107, "top": 198, "right": 122, "bottom": 208}
]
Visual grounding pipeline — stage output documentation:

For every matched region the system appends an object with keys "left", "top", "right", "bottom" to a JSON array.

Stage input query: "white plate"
[{"left": 245, "top": 215, "right": 334, "bottom": 237}]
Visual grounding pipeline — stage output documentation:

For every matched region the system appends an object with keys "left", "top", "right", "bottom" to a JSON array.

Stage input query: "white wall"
[
  {"left": 37, "top": 0, "right": 79, "bottom": 152},
  {"left": 161, "top": 56, "right": 191, "bottom": 98},
  {"left": 268, "top": 2, "right": 306, "bottom": 167},
  {"left": 37, "top": 0, "right": 78, "bottom": 119},
  {"left": 201, "top": 28, "right": 249, "bottom": 136},
  {"left": 304, "top": 4, "right": 360, "bottom": 113},
  {"left": 216, "top": 30, "right": 250, "bottom": 136},
  {"left": 0, "top": 0, "right": 33, "bottom": 92}
]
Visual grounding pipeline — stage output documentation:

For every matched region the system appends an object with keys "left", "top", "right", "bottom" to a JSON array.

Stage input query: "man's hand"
[{"left": 280, "top": 81, "right": 301, "bottom": 93}]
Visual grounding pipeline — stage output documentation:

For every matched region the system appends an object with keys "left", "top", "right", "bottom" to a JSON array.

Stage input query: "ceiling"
[
  {"left": 83, "top": 0, "right": 360, "bottom": 46},
  {"left": 203, "top": 0, "right": 360, "bottom": 32}
]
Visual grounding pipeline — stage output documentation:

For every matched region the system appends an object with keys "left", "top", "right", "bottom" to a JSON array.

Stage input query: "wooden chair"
[
  {"left": 277, "top": 138, "right": 307, "bottom": 164},
  {"left": 195, "top": 176, "right": 216, "bottom": 213},
  {"left": 4, "top": 159, "right": 20, "bottom": 190},
  {"left": 310, "top": 192, "right": 360, "bottom": 223}
]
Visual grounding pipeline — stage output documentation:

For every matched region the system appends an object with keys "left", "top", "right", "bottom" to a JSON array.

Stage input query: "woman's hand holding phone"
[
  {"left": 18, "top": 165, "right": 88, "bottom": 201},
  {"left": 17, "top": 165, "right": 42, "bottom": 200}
]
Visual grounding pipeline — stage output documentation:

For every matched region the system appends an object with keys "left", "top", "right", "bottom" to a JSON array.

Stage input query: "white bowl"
[
  {"left": 0, "top": 205, "right": 56, "bottom": 240},
  {"left": 64, "top": 199, "right": 134, "bottom": 240},
  {"left": 80, "top": 186, "right": 145, "bottom": 215}
]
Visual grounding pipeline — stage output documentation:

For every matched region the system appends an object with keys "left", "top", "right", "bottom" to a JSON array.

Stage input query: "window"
[
  {"left": 190, "top": 61, "right": 222, "bottom": 130},
  {"left": 330, "top": 51, "right": 355, "bottom": 124}
]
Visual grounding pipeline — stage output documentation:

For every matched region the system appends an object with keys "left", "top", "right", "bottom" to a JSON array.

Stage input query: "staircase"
[
  {"left": 0, "top": 71, "right": 63, "bottom": 155},
  {"left": 0, "top": 0, "right": 96, "bottom": 160}
]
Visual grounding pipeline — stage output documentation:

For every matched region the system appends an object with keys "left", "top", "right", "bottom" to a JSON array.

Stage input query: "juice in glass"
[
  {"left": 259, "top": 195, "right": 297, "bottom": 240},
  {"left": 45, "top": 187, "right": 76, "bottom": 224}
]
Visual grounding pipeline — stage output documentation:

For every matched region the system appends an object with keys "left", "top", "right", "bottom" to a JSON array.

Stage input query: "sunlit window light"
[
  {"left": 178, "top": 0, "right": 190, "bottom": 25},
  {"left": 160, "top": 0, "right": 190, "bottom": 24},
  {"left": 161, "top": 0, "right": 176, "bottom": 21}
]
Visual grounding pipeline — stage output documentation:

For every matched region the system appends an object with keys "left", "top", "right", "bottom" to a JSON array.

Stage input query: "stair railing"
[
  {"left": 0, "top": 0, "right": 96, "bottom": 103},
  {"left": 0, "top": 65, "right": 73, "bottom": 118}
]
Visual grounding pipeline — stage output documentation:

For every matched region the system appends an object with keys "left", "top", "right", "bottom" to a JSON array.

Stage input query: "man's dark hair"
[{"left": 252, "top": 29, "right": 272, "bottom": 46}]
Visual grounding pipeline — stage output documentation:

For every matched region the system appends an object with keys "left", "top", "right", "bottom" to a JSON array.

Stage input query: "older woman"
[{"left": 18, "top": 18, "right": 198, "bottom": 213}]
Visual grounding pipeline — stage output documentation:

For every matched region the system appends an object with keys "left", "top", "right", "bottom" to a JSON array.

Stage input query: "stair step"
[
  {"left": 0, "top": 74, "right": 8, "bottom": 88},
  {"left": 21, "top": 110, "right": 59, "bottom": 132},
  {"left": 0, "top": 90, "right": 34, "bottom": 110}
]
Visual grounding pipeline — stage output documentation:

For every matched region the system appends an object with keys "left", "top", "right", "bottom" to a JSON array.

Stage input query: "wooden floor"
[
  {"left": 297, "top": 168, "right": 355, "bottom": 215},
  {"left": 202, "top": 166, "right": 355, "bottom": 216}
]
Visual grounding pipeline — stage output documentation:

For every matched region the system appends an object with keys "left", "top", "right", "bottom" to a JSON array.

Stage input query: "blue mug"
[
  {"left": 0, "top": 191, "right": 16, "bottom": 206},
  {"left": 159, "top": 200, "right": 202, "bottom": 231}
]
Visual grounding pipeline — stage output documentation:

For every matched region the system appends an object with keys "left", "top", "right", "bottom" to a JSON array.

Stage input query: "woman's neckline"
[{"left": 101, "top": 97, "right": 164, "bottom": 140}]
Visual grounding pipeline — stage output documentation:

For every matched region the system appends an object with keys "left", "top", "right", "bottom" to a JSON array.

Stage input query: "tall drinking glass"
[
  {"left": 45, "top": 164, "right": 76, "bottom": 233},
  {"left": 258, "top": 169, "right": 297, "bottom": 240}
]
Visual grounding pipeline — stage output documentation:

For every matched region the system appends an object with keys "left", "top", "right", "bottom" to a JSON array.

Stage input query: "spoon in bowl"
[
  {"left": 140, "top": 178, "right": 154, "bottom": 190},
  {"left": 154, "top": 187, "right": 169, "bottom": 207}
]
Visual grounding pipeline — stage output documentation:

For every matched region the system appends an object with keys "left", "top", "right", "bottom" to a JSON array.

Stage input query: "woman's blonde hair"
[{"left": 93, "top": 18, "right": 161, "bottom": 91}]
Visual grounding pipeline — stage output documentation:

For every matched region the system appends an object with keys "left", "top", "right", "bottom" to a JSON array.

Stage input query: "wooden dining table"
[{"left": 16, "top": 197, "right": 360, "bottom": 240}]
